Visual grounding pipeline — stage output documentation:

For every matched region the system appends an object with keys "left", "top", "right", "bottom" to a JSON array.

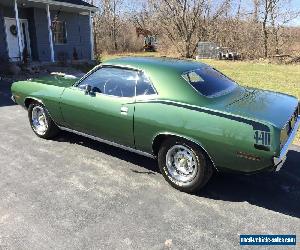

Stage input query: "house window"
[{"left": 52, "top": 21, "right": 67, "bottom": 44}]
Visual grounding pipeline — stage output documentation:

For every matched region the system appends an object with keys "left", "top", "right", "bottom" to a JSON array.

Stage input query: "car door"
[
  {"left": 60, "top": 66, "right": 137, "bottom": 148},
  {"left": 59, "top": 85, "right": 95, "bottom": 134}
]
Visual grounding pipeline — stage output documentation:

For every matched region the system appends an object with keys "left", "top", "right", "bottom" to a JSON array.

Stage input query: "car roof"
[
  {"left": 102, "top": 57, "right": 211, "bottom": 104},
  {"left": 102, "top": 57, "right": 207, "bottom": 74}
]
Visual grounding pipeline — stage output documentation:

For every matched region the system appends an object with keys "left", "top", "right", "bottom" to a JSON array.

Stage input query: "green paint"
[{"left": 11, "top": 57, "right": 299, "bottom": 173}]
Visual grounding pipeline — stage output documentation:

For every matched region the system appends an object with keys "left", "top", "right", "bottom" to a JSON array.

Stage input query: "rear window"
[{"left": 182, "top": 67, "right": 237, "bottom": 97}]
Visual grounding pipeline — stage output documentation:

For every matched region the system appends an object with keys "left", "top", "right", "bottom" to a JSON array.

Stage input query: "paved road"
[{"left": 0, "top": 80, "right": 299, "bottom": 249}]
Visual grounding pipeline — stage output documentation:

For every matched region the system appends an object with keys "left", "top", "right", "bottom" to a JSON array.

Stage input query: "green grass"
[{"left": 102, "top": 53, "right": 300, "bottom": 145}]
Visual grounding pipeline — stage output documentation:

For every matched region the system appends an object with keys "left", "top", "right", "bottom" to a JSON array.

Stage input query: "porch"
[{"left": 0, "top": 0, "right": 97, "bottom": 63}]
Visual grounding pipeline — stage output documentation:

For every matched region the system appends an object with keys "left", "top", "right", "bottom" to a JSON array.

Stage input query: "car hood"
[
  {"left": 212, "top": 87, "right": 299, "bottom": 129},
  {"left": 29, "top": 75, "right": 79, "bottom": 88}
]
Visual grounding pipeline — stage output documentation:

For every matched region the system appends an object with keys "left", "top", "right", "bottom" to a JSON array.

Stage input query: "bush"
[
  {"left": 0, "top": 56, "right": 10, "bottom": 73},
  {"left": 0, "top": 56, "right": 21, "bottom": 76},
  {"left": 57, "top": 51, "right": 69, "bottom": 66}
]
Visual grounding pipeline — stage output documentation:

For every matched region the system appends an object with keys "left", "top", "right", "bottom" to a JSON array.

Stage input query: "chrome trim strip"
[
  {"left": 274, "top": 115, "right": 300, "bottom": 170},
  {"left": 152, "top": 132, "right": 218, "bottom": 172},
  {"left": 58, "top": 126, "right": 156, "bottom": 159}
]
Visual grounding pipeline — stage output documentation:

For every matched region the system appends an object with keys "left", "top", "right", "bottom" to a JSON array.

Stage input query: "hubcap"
[
  {"left": 166, "top": 145, "right": 198, "bottom": 183},
  {"left": 31, "top": 106, "right": 48, "bottom": 135}
]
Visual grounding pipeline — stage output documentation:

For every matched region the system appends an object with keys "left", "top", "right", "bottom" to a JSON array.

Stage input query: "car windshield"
[{"left": 182, "top": 67, "right": 237, "bottom": 97}]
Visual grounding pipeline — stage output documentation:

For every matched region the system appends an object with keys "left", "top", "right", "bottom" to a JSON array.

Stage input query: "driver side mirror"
[{"left": 84, "top": 84, "right": 94, "bottom": 96}]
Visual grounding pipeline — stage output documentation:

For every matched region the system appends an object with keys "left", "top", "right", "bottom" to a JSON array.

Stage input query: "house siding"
[
  {"left": 27, "top": 8, "right": 39, "bottom": 61},
  {"left": 0, "top": 6, "right": 8, "bottom": 59},
  {"left": 34, "top": 8, "right": 52, "bottom": 62},
  {"left": 52, "top": 11, "right": 91, "bottom": 61},
  {"left": 34, "top": 9, "right": 91, "bottom": 62},
  {"left": 0, "top": 4, "right": 92, "bottom": 62}
]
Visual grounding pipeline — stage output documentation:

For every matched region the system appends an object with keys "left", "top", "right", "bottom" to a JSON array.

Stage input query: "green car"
[{"left": 11, "top": 57, "right": 300, "bottom": 192}]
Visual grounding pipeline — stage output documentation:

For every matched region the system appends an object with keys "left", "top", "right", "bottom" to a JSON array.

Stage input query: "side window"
[
  {"left": 78, "top": 67, "right": 137, "bottom": 97},
  {"left": 136, "top": 73, "right": 156, "bottom": 96}
]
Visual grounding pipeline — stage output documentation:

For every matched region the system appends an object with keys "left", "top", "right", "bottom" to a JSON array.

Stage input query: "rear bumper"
[{"left": 273, "top": 115, "right": 300, "bottom": 171}]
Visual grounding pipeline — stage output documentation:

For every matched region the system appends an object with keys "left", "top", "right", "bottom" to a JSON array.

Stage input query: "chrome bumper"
[
  {"left": 273, "top": 115, "right": 300, "bottom": 171},
  {"left": 11, "top": 95, "right": 16, "bottom": 103}
]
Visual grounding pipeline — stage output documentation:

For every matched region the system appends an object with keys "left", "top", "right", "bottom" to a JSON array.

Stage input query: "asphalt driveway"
[{"left": 0, "top": 80, "right": 299, "bottom": 249}]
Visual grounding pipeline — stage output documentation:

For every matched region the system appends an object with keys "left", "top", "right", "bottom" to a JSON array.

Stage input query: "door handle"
[{"left": 120, "top": 106, "right": 128, "bottom": 115}]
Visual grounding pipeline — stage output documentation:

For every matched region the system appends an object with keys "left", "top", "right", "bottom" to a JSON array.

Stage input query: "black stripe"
[{"left": 135, "top": 100, "right": 270, "bottom": 132}]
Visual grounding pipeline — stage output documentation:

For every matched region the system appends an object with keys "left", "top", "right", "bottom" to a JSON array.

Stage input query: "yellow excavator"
[{"left": 136, "top": 27, "right": 157, "bottom": 52}]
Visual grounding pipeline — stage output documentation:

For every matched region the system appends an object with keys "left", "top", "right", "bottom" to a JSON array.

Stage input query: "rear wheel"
[
  {"left": 158, "top": 138, "right": 213, "bottom": 193},
  {"left": 28, "top": 102, "right": 60, "bottom": 139}
]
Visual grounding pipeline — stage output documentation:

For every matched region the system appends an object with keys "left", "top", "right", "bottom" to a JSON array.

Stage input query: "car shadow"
[
  {"left": 55, "top": 131, "right": 300, "bottom": 218},
  {"left": 55, "top": 131, "right": 159, "bottom": 174},
  {"left": 197, "top": 148, "right": 300, "bottom": 218}
]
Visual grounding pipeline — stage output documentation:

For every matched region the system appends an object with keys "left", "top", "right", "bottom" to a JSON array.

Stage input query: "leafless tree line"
[{"left": 87, "top": 0, "right": 300, "bottom": 60}]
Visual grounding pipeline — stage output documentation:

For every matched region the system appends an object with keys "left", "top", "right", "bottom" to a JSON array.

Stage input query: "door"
[
  {"left": 4, "top": 18, "right": 31, "bottom": 61},
  {"left": 60, "top": 67, "right": 137, "bottom": 148}
]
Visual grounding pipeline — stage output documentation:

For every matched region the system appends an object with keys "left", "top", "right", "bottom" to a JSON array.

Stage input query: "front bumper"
[
  {"left": 11, "top": 95, "right": 16, "bottom": 103},
  {"left": 273, "top": 115, "right": 300, "bottom": 171}
]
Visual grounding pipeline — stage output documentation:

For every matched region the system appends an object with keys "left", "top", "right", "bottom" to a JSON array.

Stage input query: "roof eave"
[{"left": 28, "top": 0, "right": 98, "bottom": 12}]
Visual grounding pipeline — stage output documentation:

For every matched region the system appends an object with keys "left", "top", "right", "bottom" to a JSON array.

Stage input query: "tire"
[
  {"left": 158, "top": 137, "right": 213, "bottom": 193},
  {"left": 28, "top": 102, "right": 60, "bottom": 139}
]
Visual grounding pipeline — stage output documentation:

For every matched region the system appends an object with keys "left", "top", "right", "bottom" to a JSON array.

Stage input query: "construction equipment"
[{"left": 136, "top": 27, "right": 157, "bottom": 52}]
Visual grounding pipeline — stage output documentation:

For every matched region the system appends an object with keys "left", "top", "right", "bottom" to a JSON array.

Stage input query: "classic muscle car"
[{"left": 11, "top": 57, "right": 300, "bottom": 192}]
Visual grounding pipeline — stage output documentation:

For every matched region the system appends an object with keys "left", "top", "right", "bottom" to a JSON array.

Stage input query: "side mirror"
[{"left": 84, "top": 84, "right": 93, "bottom": 95}]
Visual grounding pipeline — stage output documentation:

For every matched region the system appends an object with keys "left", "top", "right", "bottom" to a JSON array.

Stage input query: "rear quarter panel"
[{"left": 133, "top": 101, "right": 275, "bottom": 172}]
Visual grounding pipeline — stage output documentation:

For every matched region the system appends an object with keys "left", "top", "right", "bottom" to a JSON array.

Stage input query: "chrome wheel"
[
  {"left": 166, "top": 145, "right": 198, "bottom": 183},
  {"left": 31, "top": 106, "right": 48, "bottom": 135}
]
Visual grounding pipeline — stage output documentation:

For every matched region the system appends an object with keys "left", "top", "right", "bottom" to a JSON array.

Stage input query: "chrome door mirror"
[{"left": 84, "top": 85, "right": 93, "bottom": 95}]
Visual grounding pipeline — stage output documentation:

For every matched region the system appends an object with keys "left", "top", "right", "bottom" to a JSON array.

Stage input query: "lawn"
[{"left": 102, "top": 53, "right": 300, "bottom": 145}]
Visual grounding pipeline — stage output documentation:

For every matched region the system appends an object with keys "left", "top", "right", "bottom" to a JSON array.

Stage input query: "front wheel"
[
  {"left": 28, "top": 102, "right": 60, "bottom": 139},
  {"left": 158, "top": 138, "right": 213, "bottom": 193}
]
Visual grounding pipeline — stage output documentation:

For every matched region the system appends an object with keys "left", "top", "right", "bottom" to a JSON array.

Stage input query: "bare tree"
[
  {"left": 269, "top": 0, "right": 300, "bottom": 55},
  {"left": 257, "top": 0, "right": 300, "bottom": 57},
  {"left": 149, "top": 0, "right": 206, "bottom": 58},
  {"left": 90, "top": 0, "right": 300, "bottom": 60},
  {"left": 261, "top": 0, "right": 273, "bottom": 58}
]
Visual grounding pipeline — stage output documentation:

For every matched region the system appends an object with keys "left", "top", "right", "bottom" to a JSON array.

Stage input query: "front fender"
[{"left": 11, "top": 81, "right": 65, "bottom": 125}]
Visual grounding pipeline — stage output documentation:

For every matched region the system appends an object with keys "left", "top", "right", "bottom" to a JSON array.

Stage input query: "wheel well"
[
  {"left": 152, "top": 134, "right": 169, "bottom": 156},
  {"left": 24, "top": 98, "right": 39, "bottom": 109},
  {"left": 152, "top": 134, "right": 216, "bottom": 170}
]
